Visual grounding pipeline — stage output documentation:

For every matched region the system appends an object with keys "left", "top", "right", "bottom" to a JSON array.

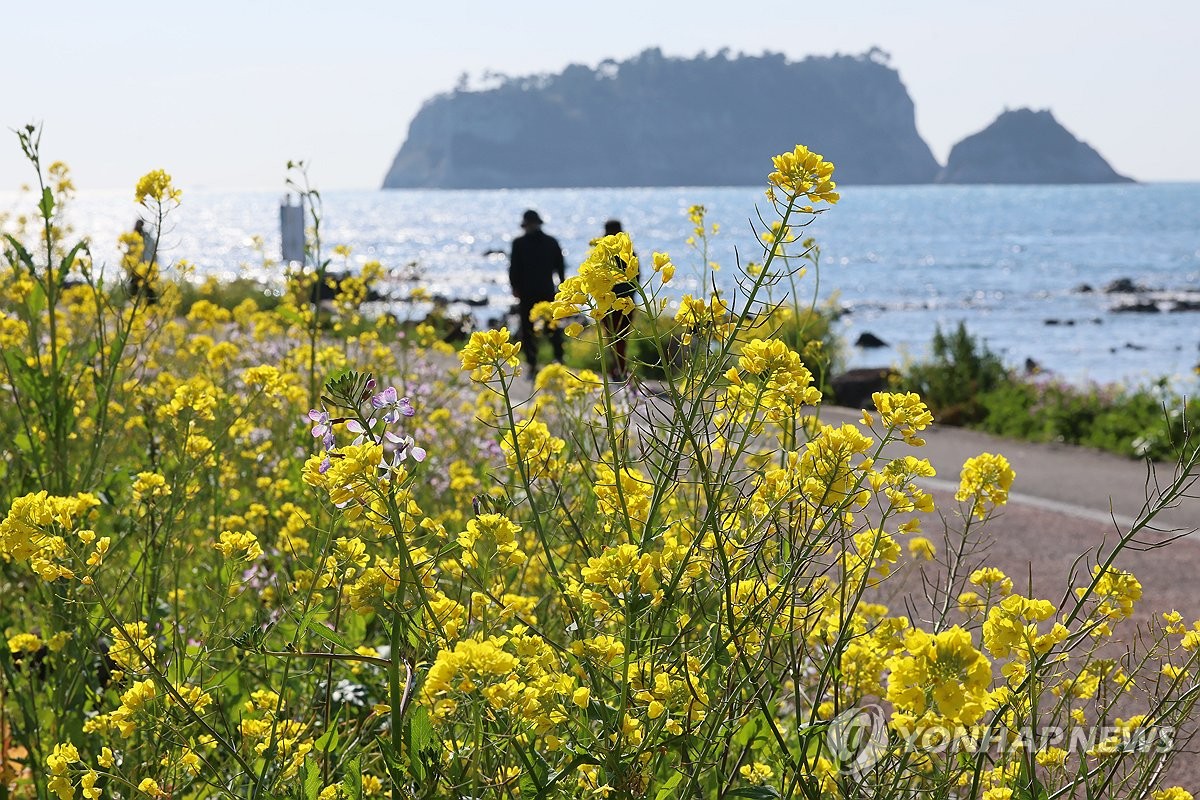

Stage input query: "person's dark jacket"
[{"left": 510, "top": 230, "right": 566, "bottom": 303}]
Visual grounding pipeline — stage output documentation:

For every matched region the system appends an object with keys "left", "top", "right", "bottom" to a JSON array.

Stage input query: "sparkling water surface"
[{"left": 3, "top": 183, "right": 1197, "bottom": 387}]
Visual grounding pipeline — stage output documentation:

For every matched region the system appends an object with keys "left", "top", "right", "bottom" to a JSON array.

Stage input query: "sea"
[{"left": 3, "top": 183, "right": 1198, "bottom": 388}]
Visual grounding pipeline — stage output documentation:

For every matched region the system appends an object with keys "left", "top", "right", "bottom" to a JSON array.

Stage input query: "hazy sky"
[{"left": 5, "top": 1, "right": 1198, "bottom": 191}]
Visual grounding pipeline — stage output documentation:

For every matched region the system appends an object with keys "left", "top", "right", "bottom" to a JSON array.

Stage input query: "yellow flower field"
[{"left": 1, "top": 126, "right": 1198, "bottom": 799}]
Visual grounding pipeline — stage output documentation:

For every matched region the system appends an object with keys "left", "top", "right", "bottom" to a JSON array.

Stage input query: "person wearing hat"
[{"left": 509, "top": 209, "right": 566, "bottom": 373}]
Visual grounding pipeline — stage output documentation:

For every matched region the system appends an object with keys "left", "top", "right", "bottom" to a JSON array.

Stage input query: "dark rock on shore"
[
  {"left": 937, "top": 108, "right": 1132, "bottom": 185},
  {"left": 830, "top": 367, "right": 898, "bottom": 409}
]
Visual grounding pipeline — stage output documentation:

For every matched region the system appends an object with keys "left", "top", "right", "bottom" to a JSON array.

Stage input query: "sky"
[{"left": 4, "top": 1, "right": 1198, "bottom": 191}]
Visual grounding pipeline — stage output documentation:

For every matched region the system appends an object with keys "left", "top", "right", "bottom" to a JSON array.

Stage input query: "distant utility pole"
[{"left": 280, "top": 194, "right": 306, "bottom": 266}]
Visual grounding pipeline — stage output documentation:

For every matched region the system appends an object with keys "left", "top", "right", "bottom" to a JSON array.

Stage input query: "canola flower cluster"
[{"left": 1, "top": 141, "right": 1198, "bottom": 800}]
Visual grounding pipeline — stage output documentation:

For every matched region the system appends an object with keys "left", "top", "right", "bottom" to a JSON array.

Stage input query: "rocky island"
[
  {"left": 383, "top": 48, "right": 939, "bottom": 189},
  {"left": 383, "top": 51, "right": 1132, "bottom": 189},
  {"left": 937, "top": 108, "right": 1132, "bottom": 184}
]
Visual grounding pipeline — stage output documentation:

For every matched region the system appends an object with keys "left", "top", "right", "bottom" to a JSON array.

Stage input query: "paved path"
[
  {"left": 514, "top": 371, "right": 1198, "bottom": 536},
  {"left": 811, "top": 404, "right": 1199, "bottom": 536}
]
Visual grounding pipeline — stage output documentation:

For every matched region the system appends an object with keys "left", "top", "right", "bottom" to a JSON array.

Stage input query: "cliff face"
[
  {"left": 383, "top": 49, "right": 940, "bottom": 189},
  {"left": 938, "top": 108, "right": 1132, "bottom": 184}
]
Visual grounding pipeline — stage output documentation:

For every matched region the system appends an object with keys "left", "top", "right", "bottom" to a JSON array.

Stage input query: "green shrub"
[
  {"left": 906, "top": 325, "right": 1197, "bottom": 461},
  {"left": 900, "top": 322, "right": 1009, "bottom": 426}
]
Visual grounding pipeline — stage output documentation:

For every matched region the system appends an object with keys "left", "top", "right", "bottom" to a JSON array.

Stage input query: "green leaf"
[
  {"left": 27, "top": 281, "right": 46, "bottom": 317},
  {"left": 542, "top": 753, "right": 602, "bottom": 794},
  {"left": 303, "top": 759, "right": 321, "bottom": 800},
  {"left": 732, "top": 714, "right": 764, "bottom": 749},
  {"left": 276, "top": 305, "right": 304, "bottom": 326},
  {"left": 655, "top": 771, "right": 684, "bottom": 799},
  {"left": 403, "top": 706, "right": 436, "bottom": 784},
  {"left": 307, "top": 621, "right": 356, "bottom": 653},
  {"left": 57, "top": 241, "right": 88, "bottom": 284},
  {"left": 728, "top": 788, "right": 782, "bottom": 799},
  {"left": 342, "top": 755, "right": 362, "bottom": 800},
  {"left": 378, "top": 737, "right": 410, "bottom": 787},
  {"left": 712, "top": 622, "right": 732, "bottom": 669},
  {"left": 407, "top": 706, "right": 435, "bottom": 754},
  {"left": 39, "top": 187, "right": 55, "bottom": 220},
  {"left": 314, "top": 721, "right": 339, "bottom": 753},
  {"left": 3, "top": 234, "right": 36, "bottom": 272}
]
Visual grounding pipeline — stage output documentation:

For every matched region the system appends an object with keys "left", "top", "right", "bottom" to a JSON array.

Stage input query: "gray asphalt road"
[{"left": 812, "top": 404, "right": 1200, "bottom": 537}]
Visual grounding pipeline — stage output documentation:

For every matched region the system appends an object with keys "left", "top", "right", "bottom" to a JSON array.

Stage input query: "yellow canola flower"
[
  {"left": 109, "top": 621, "right": 156, "bottom": 672},
  {"left": 886, "top": 625, "right": 992, "bottom": 728},
  {"left": 908, "top": 536, "right": 936, "bottom": 561},
  {"left": 982, "top": 594, "right": 1067, "bottom": 660},
  {"left": 724, "top": 338, "right": 823, "bottom": 420},
  {"left": 652, "top": 251, "right": 675, "bottom": 283},
  {"left": 134, "top": 169, "right": 181, "bottom": 205},
  {"left": 112, "top": 678, "right": 158, "bottom": 737},
  {"left": 767, "top": 144, "right": 839, "bottom": 205},
  {"left": 46, "top": 742, "right": 80, "bottom": 800},
  {"left": 242, "top": 364, "right": 290, "bottom": 397},
  {"left": 0, "top": 491, "right": 100, "bottom": 564},
  {"left": 674, "top": 294, "right": 729, "bottom": 334},
  {"left": 549, "top": 232, "right": 639, "bottom": 321},
  {"left": 970, "top": 566, "right": 1014, "bottom": 596},
  {"left": 502, "top": 417, "right": 566, "bottom": 481},
  {"left": 870, "top": 391, "right": 934, "bottom": 445},
  {"left": 138, "top": 778, "right": 167, "bottom": 798},
  {"left": 7, "top": 632, "right": 42, "bottom": 653},
  {"left": 534, "top": 363, "right": 601, "bottom": 400},
  {"left": 304, "top": 441, "right": 387, "bottom": 513},
  {"left": 132, "top": 471, "right": 172, "bottom": 504},
  {"left": 956, "top": 452, "right": 1015, "bottom": 518},
  {"left": 1078, "top": 565, "right": 1143, "bottom": 624},
  {"left": 459, "top": 328, "right": 521, "bottom": 383},
  {"left": 214, "top": 530, "right": 264, "bottom": 562},
  {"left": 1154, "top": 789, "right": 1194, "bottom": 800},
  {"left": 458, "top": 514, "right": 526, "bottom": 569},
  {"left": 739, "top": 762, "right": 775, "bottom": 785},
  {"left": 81, "top": 770, "right": 101, "bottom": 800},
  {"left": 592, "top": 464, "right": 653, "bottom": 531},
  {"left": 420, "top": 637, "right": 519, "bottom": 720}
]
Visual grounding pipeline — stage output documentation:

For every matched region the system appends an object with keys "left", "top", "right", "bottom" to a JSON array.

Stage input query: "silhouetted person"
[
  {"left": 509, "top": 210, "right": 565, "bottom": 373},
  {"left": 128, "top": 219, "right": 158, "bottom": 304},
  {"left": 601, "top": 219, "right": 640, "bottom": 381}
]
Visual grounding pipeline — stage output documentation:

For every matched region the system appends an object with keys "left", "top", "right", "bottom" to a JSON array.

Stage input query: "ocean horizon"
[{"left": 3, "top": 182, "right": 1198, "bottom": 388}]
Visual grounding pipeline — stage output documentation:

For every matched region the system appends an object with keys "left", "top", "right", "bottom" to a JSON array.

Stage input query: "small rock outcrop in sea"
[
  {"left": 1103, "top": 277, "right": 1148, "bottom": 294},
  {"left": 383, "top": 48, "right": 939, "bottom": 189},
  {"left": 855, "top": 332, "right": 889, "bottom": 348},
  {"left": 937, "top": 108, "right": 1132, "bottom": 185},
  {"left": 1108, "top": 291, "right": 1200, "bottom": 313}
]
